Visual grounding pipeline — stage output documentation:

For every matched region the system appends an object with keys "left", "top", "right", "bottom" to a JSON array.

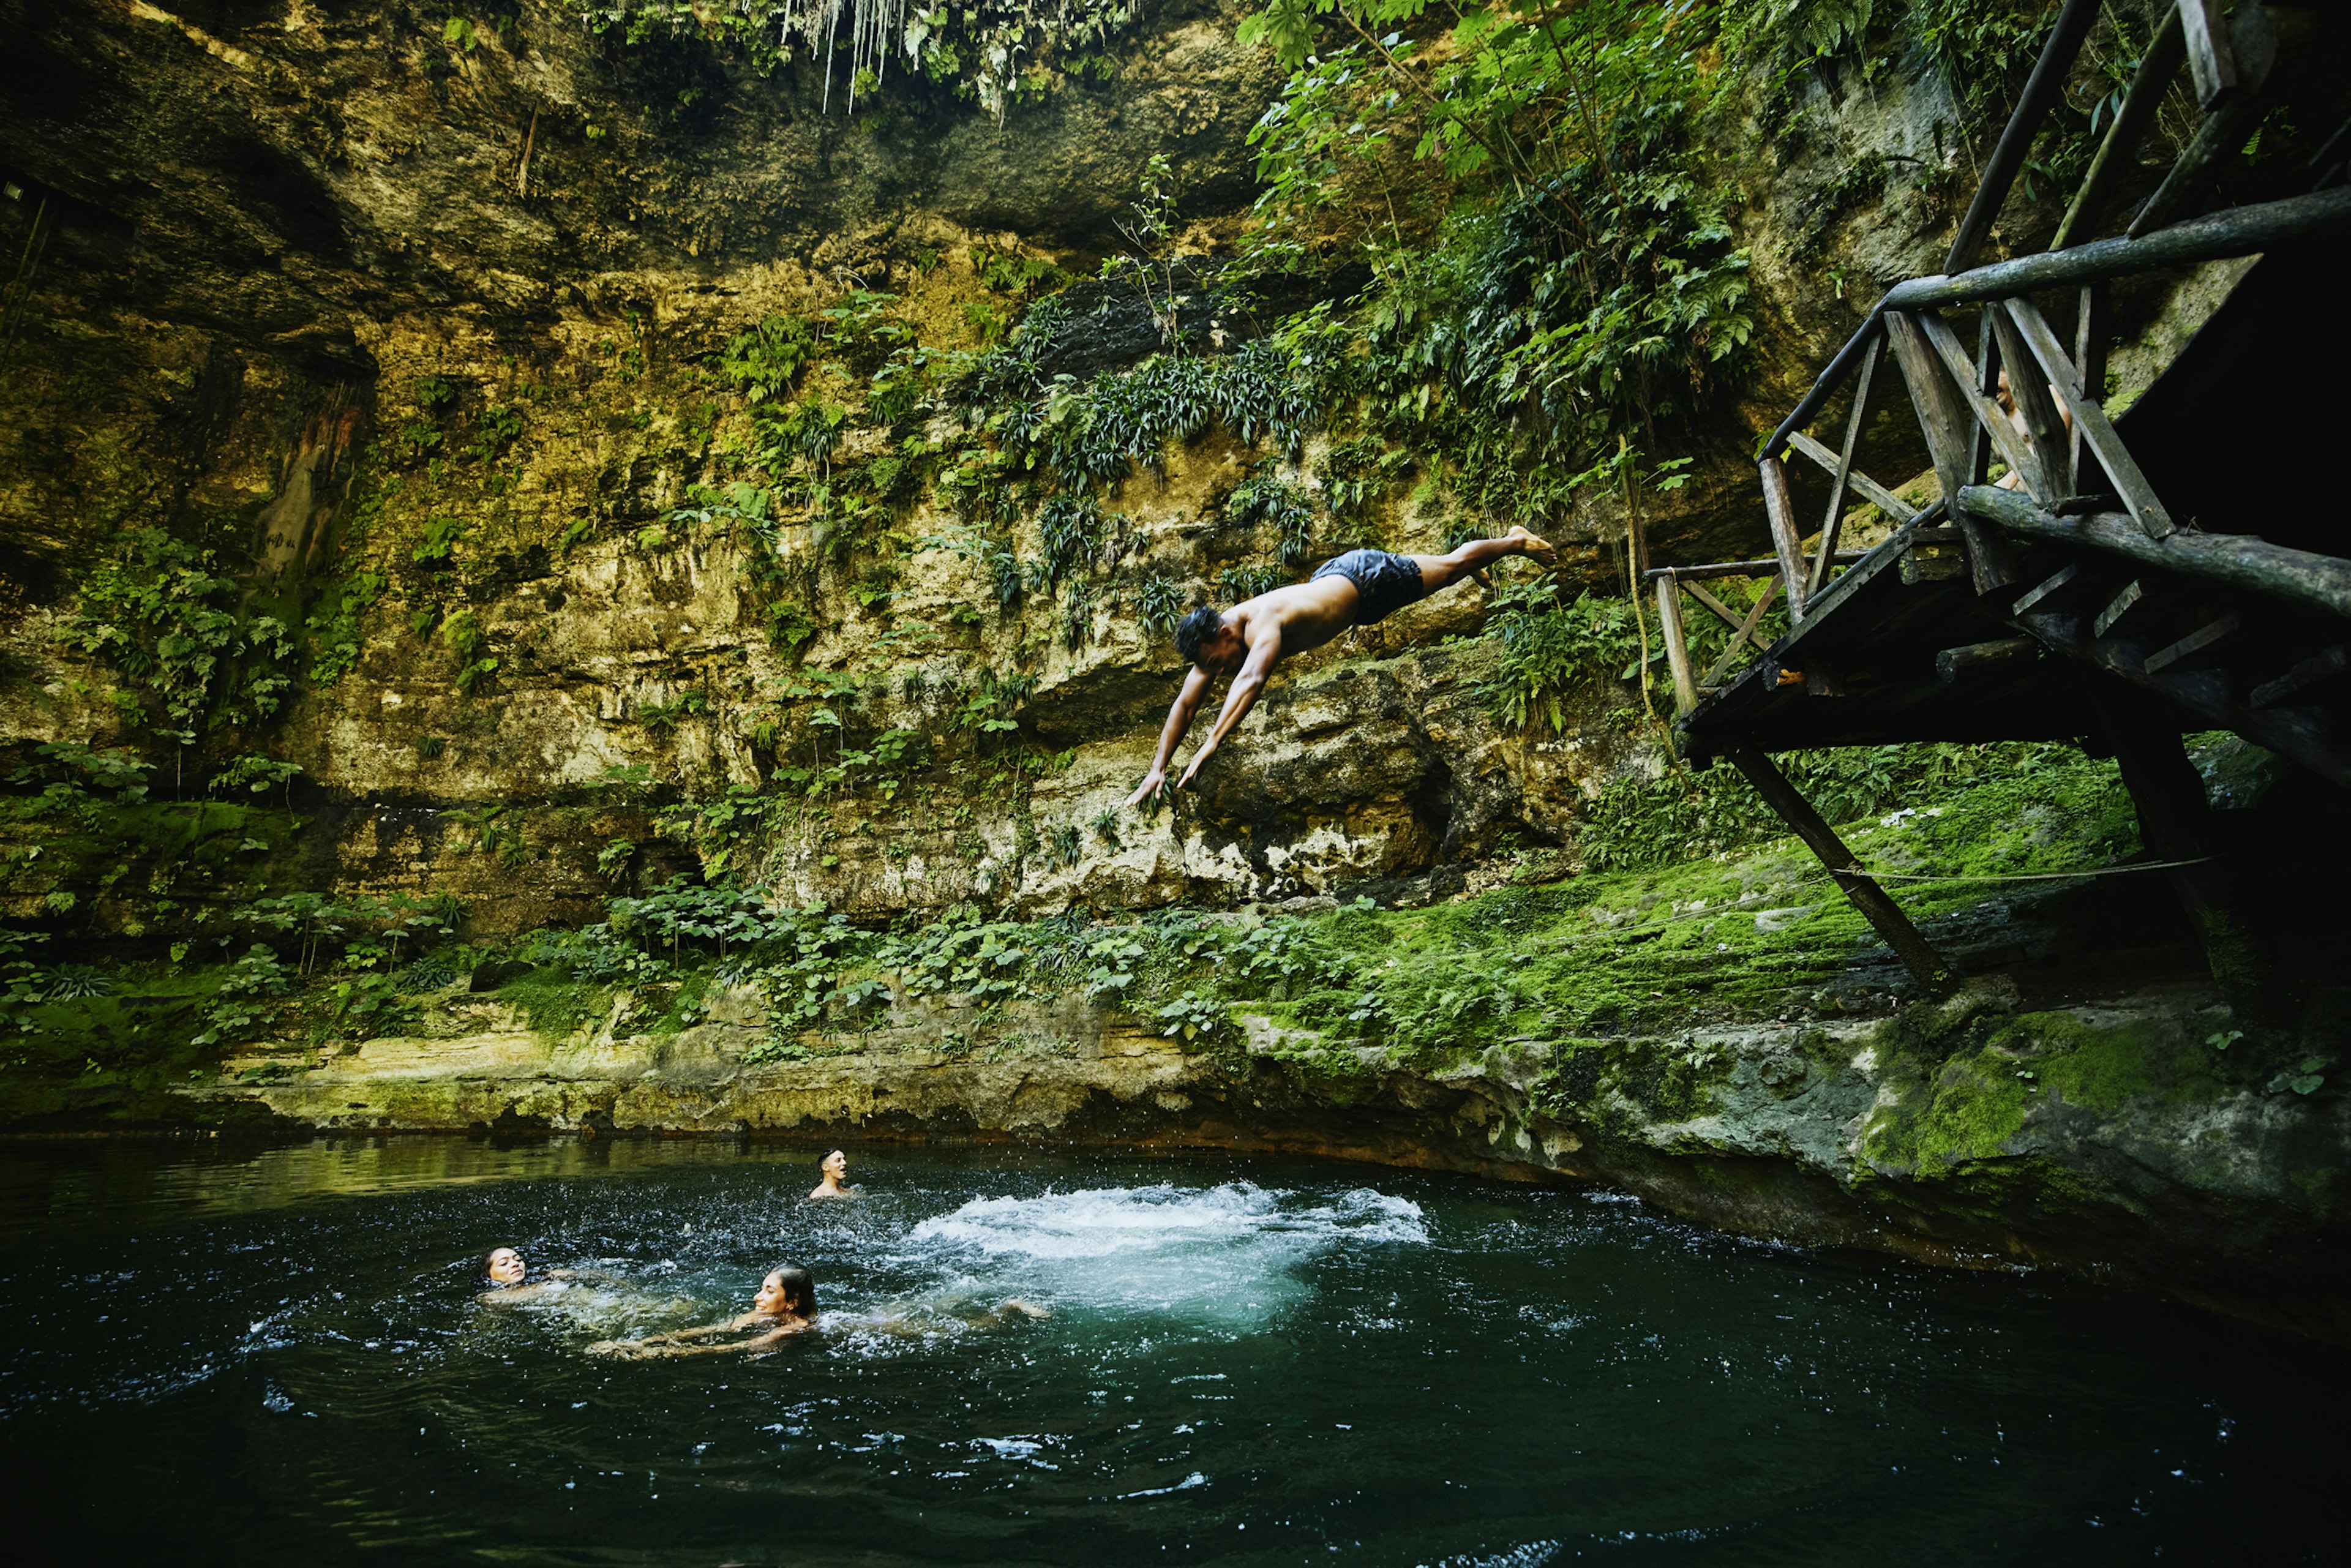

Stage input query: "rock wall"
[{"left": 1, "top": 0, "right": 2095, "bottom": 930}]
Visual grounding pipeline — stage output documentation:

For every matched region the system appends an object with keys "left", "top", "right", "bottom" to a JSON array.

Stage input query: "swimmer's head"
[
  {"left": 756, "top": 1265, "right": 817, "bottom": 1319},
  {"left": 479, "top": 1247, "right": 527, "bottom": 1288},
  {"left": 820, "top": 1149, "right": 849, "bottom": 1184}
]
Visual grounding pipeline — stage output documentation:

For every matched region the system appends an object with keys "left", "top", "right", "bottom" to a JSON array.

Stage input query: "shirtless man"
[
  {"left": 808, "top": 1149, "right": 856, "bottom": 1201},
  {"left": 1123, "top": 530, "right": 1556, "bottom": 806}
]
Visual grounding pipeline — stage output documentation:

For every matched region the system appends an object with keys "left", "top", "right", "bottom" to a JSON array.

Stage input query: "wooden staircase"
[{"left": 1655, "top": 0, "right": 2351, "bottom": 992}]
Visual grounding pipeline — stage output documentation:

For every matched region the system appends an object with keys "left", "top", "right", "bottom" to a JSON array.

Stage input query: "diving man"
[{"left": 1123, "top": 530, "right": 1556, "bottom": 806}]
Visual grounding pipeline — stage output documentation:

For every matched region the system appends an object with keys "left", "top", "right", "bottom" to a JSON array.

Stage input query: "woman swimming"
[
  {"left": 808, "top": 1149, "right": 857, "bottom": 1201},
  {"left": 587, "top": 1266, "right": 819, "bottom": 1360},
  {"left": 473, "top": 1247, "right": 618, "bottom": 1301}
]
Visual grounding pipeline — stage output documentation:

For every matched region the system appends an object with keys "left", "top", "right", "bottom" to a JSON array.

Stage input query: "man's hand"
[
  {"left": 1177, "top": 740, "right": 1218, "bottom": 790},
  {"left": 1122, "top": 770, "right": 1166, "bottom": 810}
]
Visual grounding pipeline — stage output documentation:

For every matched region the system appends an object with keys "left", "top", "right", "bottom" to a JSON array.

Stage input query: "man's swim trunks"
[{"left": 1311, "top": 549, "right": 1428, "bottom": 626}]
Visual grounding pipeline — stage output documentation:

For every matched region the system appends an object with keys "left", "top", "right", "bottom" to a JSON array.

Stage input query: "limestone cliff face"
[{"left": 0, "top": 0, "right": 1678, "bottom": 932}]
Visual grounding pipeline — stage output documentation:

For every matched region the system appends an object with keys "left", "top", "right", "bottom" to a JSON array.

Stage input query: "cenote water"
[{"left": 0, "top": 1139, "right": 2338, "bottom": 1564}]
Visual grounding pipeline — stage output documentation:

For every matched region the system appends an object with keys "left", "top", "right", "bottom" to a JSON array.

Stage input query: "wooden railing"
[{"left": 1651, "top": 0, "right": 2351, "bottom": 718}]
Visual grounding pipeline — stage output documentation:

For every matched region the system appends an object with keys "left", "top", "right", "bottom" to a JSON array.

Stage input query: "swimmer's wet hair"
[
  {"left": 1174, "top": 606, "right": 1222, "bottom": 666},
  {"left": 771, "top": 1264, "right": 817, "bottom": 1317},
  {"left": 472, "top": 1250, "right": 514, "bottom": 1289}
]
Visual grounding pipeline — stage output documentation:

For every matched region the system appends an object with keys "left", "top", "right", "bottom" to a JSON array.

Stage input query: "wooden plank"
[
  {"left": 2178, "top": 0, "right": 2238, "bottom": 110},
  {"left": 1941, "top": 0, "right": 2103, "bottom": 274},
  {"left": 1723, "top": 745, "right": 1953, "bottom": 993},
  {"left": 1682, "top": 577, "right": 1761, "bottom": 643},
  {"left": 2052, "top": 6, "right": 2186, "bottom": 249},
  {"left": 1701, "top": 575, "right": 1781, "bottom": 688},
  {"left": 1641, "top": 552, "right": 1868, "bottom": 585},
  {"left": 2249, "top": 644, "right": 2349, "bottom": 709},
  {"left": 1883, "top": 312, "right": 1972, "bottom": 511},
  {"left": 2144, "top": 612, "right": 2241, "bottom": 675},
  {"left": 1656, "top": 579, "right": 1699, "bottom": 716},
  {"left": 1962, "top": 484, "right": 2351, "bottom": 619},
  {"left": 1784, "top": 428, "right": 1921, "bottom": 526},
  {"left": 2094, "top": 579, "right": 2147, "bottom": 639},
  {"left": 1759, "top": 457, "right": 1809, "bottom": 621},
  {"left": 1810, "top": 331, "right": 1879, "bottom": 601},
  {"left": 2000, "top": 298, "right": 2176, "bottom": 540},
  {"left": 1990, "top": 307, "right": 2071, "bottom": 500},
  {"left": 1936, "top": 637, "right": 2039, "bottom": 682},
  {"left": 1918, "top": 310, "right": 2050, "bottom": 499},
  {"left": 2013, "top": 563, "right": 2084, "bottom": 615}
]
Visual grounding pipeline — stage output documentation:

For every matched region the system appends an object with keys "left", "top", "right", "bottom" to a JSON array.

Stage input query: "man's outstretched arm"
[
  {"left": 1123, "top": 666, "right": 1213, "bottom": 808},
  {"left": 1178, "top": 628, "right": 1281, "bottom": 790}
]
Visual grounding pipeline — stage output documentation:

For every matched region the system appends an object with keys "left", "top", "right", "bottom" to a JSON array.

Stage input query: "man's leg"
[{"left": 1409, "top": 526, "right": 1557, "bottom": 594}]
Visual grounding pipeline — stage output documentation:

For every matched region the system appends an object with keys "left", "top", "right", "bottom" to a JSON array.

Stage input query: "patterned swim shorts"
[{"left": 1310, "top": 549, "right": 1429, "bottom": 626}]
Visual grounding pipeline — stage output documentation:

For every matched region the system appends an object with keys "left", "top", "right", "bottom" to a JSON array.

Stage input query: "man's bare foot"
[{"left": 1506, "top": 525, "right": 1558, "bottom": 569}]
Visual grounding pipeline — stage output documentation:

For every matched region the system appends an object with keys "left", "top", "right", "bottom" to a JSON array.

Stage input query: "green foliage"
[
  {"left": 191, "top": 943, "right": 293, "bottom": 1048},
  {"left": 412, "top": 516, "right": 467, "bottom": 565},
  {"left": 569, "top": 1, "right": 1141, "bottom": 122},
  {"left": 445, "top": 803, "right": 528, "bottom": 868},
  {"left": 719, "top": 313, "right": 818, "bottom": 403},
  {"left": 59, "top": 528, "right": 297, "bottom": 738},
  {"left": 1237, "top": 1, "right": 1753, "bottom": 516},
  {"left": 18, "top": 743, "right": 154, "bottom": 805},
  {"left": 1226, "top": 473, "right": 1316, "bottom": 572},
  {"left": 210, "top": 754, "right": 302, "bottom": 803},
  {"left": 1484, "top": 588, "right": 1645, "bottom": 734},
  {"left": 1133, "top": 572, "right": 1188, "bottom": 639}
]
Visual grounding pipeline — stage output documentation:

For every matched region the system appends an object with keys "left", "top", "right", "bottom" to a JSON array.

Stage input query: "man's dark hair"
[{"left": 1174, "top": 606, "right": 1223, "bottom": 666}]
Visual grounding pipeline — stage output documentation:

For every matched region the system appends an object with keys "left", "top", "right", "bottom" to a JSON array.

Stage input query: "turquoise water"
[{"left": 0, "top": 1137, "right": 2338, "bottom": 1564}]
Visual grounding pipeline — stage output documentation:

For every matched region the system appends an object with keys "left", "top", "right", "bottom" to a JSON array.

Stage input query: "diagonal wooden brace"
[{"left": 1725, "top": 746, "right": 1954, "bottom": 994}]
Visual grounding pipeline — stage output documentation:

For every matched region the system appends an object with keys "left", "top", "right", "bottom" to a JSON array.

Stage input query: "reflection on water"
[{"left": 0, "top": 1136, "right": 2340, "bottom": 1566}]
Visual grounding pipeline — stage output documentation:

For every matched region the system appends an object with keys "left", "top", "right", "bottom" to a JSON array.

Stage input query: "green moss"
[
  {"left": 1993, "top": 1010, "right": 2221, "bottom": 1112},
  {"left": 494, "top": 970, "right": 610, "bottom": 1046},
  {"left": 1902, "top": 1059, "right": 2030, "bottom": 1171}
]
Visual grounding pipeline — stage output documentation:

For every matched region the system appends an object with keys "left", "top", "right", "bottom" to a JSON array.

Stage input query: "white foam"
[{"left": 897, "top": 1182, "right": 1426, "bottom": 1324}]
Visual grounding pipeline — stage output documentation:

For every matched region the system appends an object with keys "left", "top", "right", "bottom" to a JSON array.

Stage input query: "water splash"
[{"left": 900, "top": 1182, "right": 1425, "bottom": 1322}]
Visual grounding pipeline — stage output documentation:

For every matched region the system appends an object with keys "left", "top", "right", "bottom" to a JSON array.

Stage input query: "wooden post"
[
  {"left": 2094, "top": 692, "right": 2278, "bottom": 999},
  {"left": 1758, "top": 458, "right": 1809, "bottom": 621},
  {"left": 1919, "top": 310, "right": 2047, "bottom": 500},
  {"left": 1785, "top": 430, "right": 1919, "bottom": 525},
  {"left": 1725, "top": 746, "right": 1954, "bottom": 994},
  {"left": 2002, "top": 298, "right": 2175, "bottom": 538},
  {"left": 2072, "top": 282, "right": 2109, "bottom": 493},
  {"left": 2052, "top": 6, "right": 2185, "bottom": 249},
  {"left": 1809, "top": 330, "right": 1881, "bottom": 602},
  {"left": 1941, "top": 0, "right": 2102, "bottom": 274},
  {"left": 1989, "top": 307, "right": 2072, "bottom": 497},
  {"left": 2178, "top": 0, "right": 2238, "bottom": 110},
  {"left": 2131, "top": 2, "right": 2279, "bottom": 238},
  {"left": 1656, "top": 579, "right": 1699, "bottom": 715},
  {"left": 1884, "top": 311, "right": 1971, "bottom": 511}
]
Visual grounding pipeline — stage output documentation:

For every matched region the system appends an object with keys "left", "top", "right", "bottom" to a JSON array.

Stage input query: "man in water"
[
  {"left": 809, "top": 1149, "right": 856, "bottom": 1201},
  {"left": 1123, "top": 530, "right": 1556, "bottom": 805}
]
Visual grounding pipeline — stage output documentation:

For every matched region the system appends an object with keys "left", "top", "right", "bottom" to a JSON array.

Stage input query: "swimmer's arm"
[
  {"left": 543, "top": 1267, "right": 623, "bottom": 1284},
  {"left": 1126, "top": 666, "right": 1212, "bottom": 808},
  {"left": 1179, "top": 628, "right": 1281, "bottom": 789}
]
